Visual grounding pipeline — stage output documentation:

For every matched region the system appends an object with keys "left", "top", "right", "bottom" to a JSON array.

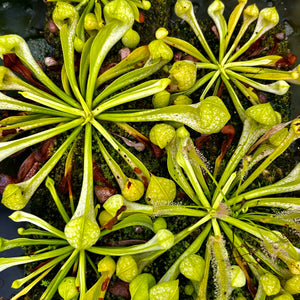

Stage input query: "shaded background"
[{"left": 0, "top": 0, "right": 299, "bottom": 298}]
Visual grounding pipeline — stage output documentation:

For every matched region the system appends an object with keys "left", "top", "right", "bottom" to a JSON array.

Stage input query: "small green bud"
[
  {"left": 231, "top": 265, "right": 246, "bottom": 288},
  {"left": 17, "top": 228, "right": 25, "bottom": 235},
  {"left": 58, "top": 277, "right": 79, "bottom": 300},
  {"left": 116, "top": 255, "right": 139, "bottom": 282},
  {"left": 152, "top": 90, "right": 170, "bottom": 108},
  {"left": 269, "top": 80, "right": 290, "bottom": 95},
  {"left": 288, "top": 65, "right": 300, "bottom": 84},
  {"left": 2, "top": 184, "right": 27, "bottom": 210},
  {"left": 103, "top": 194, "right": 124, "bottom": 216},
  {"left": 0, "top": 238, "right": 4, "bottom": 251},
  {"left": 155, "top": 27, "right": 169, "bottom": 40},
  {"left": 142, "top": 0, "right": 151, "bottom": 10},
  {"left": 179, "top": 254, "right": 205, "bottom": 282},
  {"left": 245, "top": 103, "right": 279, "bottom": 126},
  {"left": 208, "top": 0, "right": 225, "bottom": 18},
  {"left": 74, "top": 37, "right": 84, "bottom": 53},
  {"left": 174, "top": 95, "right": 192, "bottom": 105},
  {"left": 130, "top": 273, "right": 156, "bottom": 300},
  {"left": 84, "top": 13, "right": 100, "bottom": 31},
  {"left": 149, "top": 123, "right": 175, "bottom": 149},
  {"left": 53, "top": 2, "right": 78, "bottom": 29},
  {"left": 145, "top": 175, "right": 176, "bottom": 206},
  {"left": 197, "top": 96, "right": 231, "bottom": 134},
  {"left": 122, "top": 178, "right": 144, "bottom": 202},
  {"left": 273, "top": 293, "right": 294, "bottom": 300},
  {"left": 98, "top": 256, "right": 116, "bottom": 274},
  {"left": 176, "top": 126, "right": 190, "bottom": 139},
  {"left": 243, "top": 4, "right": 259, "bottom": 22},
  {"left": 148, "top": 40, "right": 173, "bottom": 61},
  {"left": 168, "top": 60, "right": 197, "bottom": 91},
  {"left": 184, "top": 284, "right": 194, "bottom": 296},
  {"left": 156, "top": 229, "right": 174, "bottom": 250},
  {"left": 291, "top": 118, "right": 300, "bottom": 135},
  {"left": 175, "top": 0, "right": 193, "bottom": 19},
  {"left": 98, "top": 210, "right": 114, "bottom": 227},
  {"left": 153, "top": 217, "right": 167, "bottom": 233},
  {"left": 149, "top": 280, "right": 179, "bottom": 300},
  {"left": 260, "top": 272, "right": 281, "bottom": 296},
  {"left": 284, "top": 275, "right": 300, "bottom": 294},
  {"left": 122, "top": 28, "right": 140, "bottom": 49},
  {"left": 65, "top": 216, "right": 100, "bottom": 249},
  {"left": 287, "top": 260, "right": 300, "bottom": 275},
  {"left": 255, "top": 7, "right": 279, "bottom": 35},
  {"left": 0, "top": 35, "right": 24, "bottom": 57},
  {"left": 269, "top": 128, "right": 289, "bottom": 147},
  {"left": 104, "top": 0, "right": 134, "bottom": 25}
]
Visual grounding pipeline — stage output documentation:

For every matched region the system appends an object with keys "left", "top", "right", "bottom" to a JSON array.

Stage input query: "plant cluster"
[
  {"left": 156, "top": 0, "right": 300, "bottom": 121},
  {"left": 0, "top": 0, "right": 299, "bottom": 299}
]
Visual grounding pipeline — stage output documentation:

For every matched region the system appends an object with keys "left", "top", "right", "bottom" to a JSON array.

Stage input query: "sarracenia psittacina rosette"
[
  {"left": 156, "top": 0, "right": 300, "bottom": 121},
  {"left": 0, "top": 0, "right": 231, "bottom": 298}
]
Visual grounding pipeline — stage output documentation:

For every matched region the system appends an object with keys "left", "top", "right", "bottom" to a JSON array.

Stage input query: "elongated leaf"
[
  {"left": 0, "top": 118, "right": 82, "bottom": 162},
  {"left": 0, "top": 117, "right": 71, "bottom": 138},
  {"left": 95, "top": 45, "right": 150, "bottom": 88},
  {"left": 100, "top": 213, "right": 153, "bottom": 237},
  {"left": 222, "top": 4, "right": 259, "bottom": 64},
  {"left": 175, "top": 0, "right": 217, "bottom": 63},
  {"left": 76, "top": 0, "right": 95, "bottom": 42},
  {"left": 239, "top": 121, "right": 300, "bottom": 192},
  {"left": 208, "top": 0, "right": 227, "bottom": 61},
  {"left": 1, "top": 126, "right": 82, "bottom": 210},
  {"left": 9, "top": 211, "right": 66, "bottom": 239},
  {"left": 93, "top": 59, "right": 167, "bottom": 107},
  {"left": 228, "top": 7, "right": 279, "bottom": 63},
  {"left": 20, "top": 91, "right": 83, "bottom": 116},
  {"left": 225, "top": 0, "right": 247, "bottom": 48},
  {"left": 244, "top": 213, "right": 300, "bottom": 232},
  {"left": 0, "top": 92, "right": 73, "bottom": 118},
  {"left": 11, "top": 266, "right": 55, "bottom": 300},
  {"left": 97, "top": 96, "right": 231, "bottom": 134},
  {"left": 0, "top": 35, "right": 80, "bottom": 107},
  {"left": 11, "top": 253, "right": 70, "bottom": 289},
  {"left": 94, "top": 133, "right": 127, "bottom": 188},
  {"left": 79, "top": 36, "right": 94, "bottom": 96},
  {"left": 60, "top": 23, "right": 90, "bottom": 114},
  {"left": 93, "top": 78, "right": 170, "bottom": 116},
  {"left": 160, "top": 35, "right": 208, "bottom": 62},
  {"left": 220, "top": 221, "right": 266, "bottom": 278},
  {"left": 159, "top": 223, "right": 211, "bottom": 282},
  {"left": 226, "top": 55, "right": 283, "bottom": 68},
  {"left": 227, "top": 70, "right": 290, "bottom": 95},
  {"left": 0, "top": 237, "right": 67, "bottom": 252},
  {"left": 167, "top": 138, "right": 197, "bottom": 202},
  {"left": 65, "top": 124, "right": 101, "bottom": 250},
  {"left": 0, "top": 246, "right": 73, "bottom": 272},
  {"left": 86, "top": 2, "right": 134, "bottom": 106},
  {"left": 208, "top": 235, "right": 232, "bottom": 300},
  {"left": 92, "top": 119, "right": 151, "bottom": 182},
  {"left": 241, "top": 197, "right": 300, "bottom": 211},
  {"left": 0, "top": 66, "right": 74, "bottom": 107},
  {"left": 40, "top": 249, "right": 79, "bottom": 300}
]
